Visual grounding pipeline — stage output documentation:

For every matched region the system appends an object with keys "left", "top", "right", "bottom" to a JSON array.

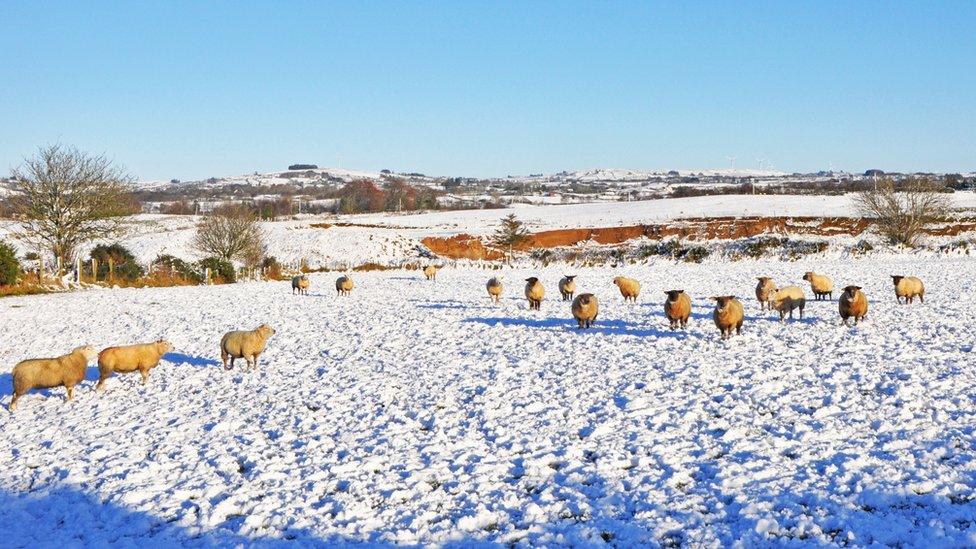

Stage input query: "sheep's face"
[
  {"left": 665, "top": 290, "right": 684, "bottom": 302},
  {"left": 577, "top": 294, "right": 594, "bottom": 306},
  {"left": 802, "top": 272, "right": 813, "bottom": 281},
  {"left": 890, "top": 275, "right": 903, "bottom": 285},
  {"left": 75, "top": 345, "right": 97, "bottom": 362},
  {"left": 157, "top": 340, "right": 175, "bottom": 354},
  {"left": 842, "top": 286, "right": 861, "bottom": 299},
  {"left": 711, "top": 296, "right": 736, "bottom": 311},
  {"left": 613, "top": 277, "right": 623, "bottom": 286},
  {"left": 525, "top": 277, "right": 539, "bottom": 285},
  {"left": 257, "top": 324, "right": 276, "bottom": 338},
  {"left": 563, "top": 275, "right": 576, "bottom": 281}
]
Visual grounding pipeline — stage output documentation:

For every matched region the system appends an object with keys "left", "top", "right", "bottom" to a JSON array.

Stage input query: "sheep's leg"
[
  {"left": 96, "top": 371, "right": 110, "bottom": 392},
  {"left": 140, "top": 369, "right": 149, "bottom": 385},
  {"left": 66, "top": 385, "right": 75, "bottom": 402},
  {"left": 251, "top": 354, "right": 259, "bottom": 370},
  {"left": 9, "top": 394, "right": 20, "bottom": 411}
]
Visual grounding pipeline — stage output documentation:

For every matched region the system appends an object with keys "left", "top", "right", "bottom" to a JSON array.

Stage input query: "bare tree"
[
  {"left": 851, "top": 177, "right": 952, "bottom": 247},
  {"left": 11, "top": 145, "right": 136, "bottom": 264},
  {"left": 192, "top": 204, "right": 266, "bottom": 266}
]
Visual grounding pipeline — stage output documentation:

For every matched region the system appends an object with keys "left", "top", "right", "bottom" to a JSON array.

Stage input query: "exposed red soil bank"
[{"left": 421, "top": 216, "right": 976, "bottom": 260}]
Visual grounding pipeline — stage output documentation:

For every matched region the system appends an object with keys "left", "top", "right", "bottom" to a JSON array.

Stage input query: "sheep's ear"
[
  {"left": 710, "top": 296, "right": 719, "bottom": 301},
  {"left": 678, "top": 289, "right": 685, "bottom": 294},
  {"left": 855, "top": 286, "right": 862, "bottom": 290},
  {"left": 728, "top": 295, "right": 737, "bottom": 300}
]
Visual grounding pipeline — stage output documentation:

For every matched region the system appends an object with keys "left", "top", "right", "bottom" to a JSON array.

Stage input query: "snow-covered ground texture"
[
  {"left": 2, "top": 256, "right": 976, "bottom": 547},
  {"left": 4, "top": 193, "right": 976, "bottom": 269}
]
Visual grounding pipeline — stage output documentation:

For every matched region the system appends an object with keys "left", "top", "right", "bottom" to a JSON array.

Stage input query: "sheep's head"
[
  {"left": 802, "top": 272, "right": 814, "bottom": 281},
  {"left": 577, "top": 293, "right": 594, "bottom": 305},
  {"left": 842, "top": 285, "right": 861, "bottom": 298},
  {"left": 74, "top": 345, "right": 98, "bottom": 362},
  {"left": 563, "top": 275, "right": 576, "bottom": 281},
  {"left": 711, "top": 296, "right": 736, "bottom": 311},
  {"left": 257, "top": 324, "right": 276, "bottom": 338},
  {"left": 890, "top": 275, "right": 904, "bottom": 285},
  {"left": 613, "top": 276, "right": 624, "bottom": 286},
  {"left": 157, "top": 340, "right": 175, "bottom": 354},
  {"left": 665, "top": 290, "right": 684, "bottom": 302},
  {"left": 525, "top": 277, "right": 539, "bottom": 284}
]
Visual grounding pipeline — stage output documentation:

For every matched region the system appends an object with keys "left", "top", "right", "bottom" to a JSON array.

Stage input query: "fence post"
[
  {"left": 108, "top": 258, "right": 114, "bottom": 283},
  {"left": 38, "top": 257, "right": 44, "bottom": 284},
  {"left": 205, "top": 267, "right": 211, "bottom": 285},
  {"left": 76, "top": 257, "right": 82, "bottom": 283}
]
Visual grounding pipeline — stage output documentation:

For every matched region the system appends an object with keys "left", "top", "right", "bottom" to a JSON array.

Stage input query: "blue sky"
[{"left": 2, "top": 1, "right": 974, "bottom": 180}]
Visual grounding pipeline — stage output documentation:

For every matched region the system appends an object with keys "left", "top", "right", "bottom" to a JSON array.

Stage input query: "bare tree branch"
[
  {"left": 851, "top": 177, "right": 952, "bottom": 247},
  {"left": 192, "top": 204, "right": 266, "bottom": 267},
  {"left": 11, "top": 144, "right": 136, "bottom": 264}
]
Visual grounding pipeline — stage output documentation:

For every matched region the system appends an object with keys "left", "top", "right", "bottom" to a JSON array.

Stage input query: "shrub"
[
  {"left": 683, "top": 246, "right": 711, "bottom": 263},
  {"left": 743, "top": 237, "right": 786, "bottom": 258},
  {"left": 784, "top": 240, "right": 829, "bottom": 260},
  {"left": 656, "top": 239, "right": 684, "bottom": 258},
  {"left": 850, "top": 240, "right": 875, "bottom": 255},
  {"left": 198, "top": 257, "right": 236, "bottom": 284},
  {"left": 0, "top": 241, "right": 20, "bottom": 286},
  {"left": 90, "top": 243, "right": 144, "bottom": 282},
  {"left": 152, "top": 254, "right": 202, "bottom": 284},
  {"left": 23, "top": 251, "right": 40, "bottom": 261},
  {"left": 261, "top": 256, "right": 284, "bottom": 279}
]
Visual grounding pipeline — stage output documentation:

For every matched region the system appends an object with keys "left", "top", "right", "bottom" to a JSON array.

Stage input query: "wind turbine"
[
  {"left": 727, "top": 156, "right": 736, "bottom": 170},
  {"left": 756, "top": 158, "right": 767, "bottom": 171}
]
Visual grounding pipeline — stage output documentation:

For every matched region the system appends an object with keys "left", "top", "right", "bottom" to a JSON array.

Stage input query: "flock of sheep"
[
  {"left": 483, "top": 272, "right": 921, "bottom": 337},
  {"left": 7, "top": 266, "right": 925, "bottom": 412}
]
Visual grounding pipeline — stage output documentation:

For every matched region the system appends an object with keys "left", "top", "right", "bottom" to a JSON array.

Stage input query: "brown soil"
[
  {"left": 421, "top": 234, "right": 506, "bottom": 261},
  {"left": 421, "top": 216, "right": 976, "bottom": 260}
]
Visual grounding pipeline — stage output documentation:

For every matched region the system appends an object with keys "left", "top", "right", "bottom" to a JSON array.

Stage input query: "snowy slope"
[
  {"left": 2, "top": 193, "right": 976, "bottom": 268},
  {"left": 2, "top": 257, "right": 976, "bottom": 546}
]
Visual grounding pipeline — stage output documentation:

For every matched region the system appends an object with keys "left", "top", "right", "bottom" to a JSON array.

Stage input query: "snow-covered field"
[
  {"left": 2, "top": 257, "right": 976, "bottom": 546},
  {"left": 4, "top": 193, "right": 976, "bottom": 269}
]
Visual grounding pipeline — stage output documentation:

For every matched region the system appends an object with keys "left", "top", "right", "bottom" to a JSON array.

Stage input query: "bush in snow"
[
  {"left": 90, "top": 243, "right": 144, "bottom": 282},
  {"left": 0, "top": 240, "right": 20, "bottom": 286},
  {"left": 198, "top": 257, "right": 236, "bottom": 284},
  {"left": 151, "top": 255, "right": 202, "bottom": 284}
]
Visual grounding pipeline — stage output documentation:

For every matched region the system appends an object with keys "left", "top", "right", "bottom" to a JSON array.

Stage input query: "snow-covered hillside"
[
  {"left": 3, "top": 193, "right": 976, "bottom": 269},
  {"left": 2, "top": 258, "right": 975, "bottom": 546}
]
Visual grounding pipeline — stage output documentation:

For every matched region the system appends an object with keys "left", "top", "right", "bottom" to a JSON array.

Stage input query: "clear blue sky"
[{"left": 2, "top": 1, "right": 974, "bottom": 180}]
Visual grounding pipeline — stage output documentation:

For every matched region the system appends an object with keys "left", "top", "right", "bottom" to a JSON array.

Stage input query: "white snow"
[
  {"left": 2, "top": 257, "right": 976, "bottom": 546},
  {"left": 3, "top": 193, "right": 976, "bottom": 269}
]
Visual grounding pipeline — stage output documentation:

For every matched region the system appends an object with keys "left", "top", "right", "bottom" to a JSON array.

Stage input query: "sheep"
[
  {"left": 802, "top": 271, "right": 833, "bottom": 300},
  {"left": 486, "top": 276, "right": 504, "bottom": 303},
  {"left": 613, "top": 276, "right": 641, "bottom": 303},
  {"left": 770, "top": 285, "right": 806, "bottom": 322},
  {"left": 755, "top": 277, "right": 776, "bottom": 311},
  {"left": 423, "top": 265, "right": 441, "bottom": 281},
  {"left": 559, "top": 275, "right": 577, "bottom": 301},
  {"left": 664, "top": 290, "right": 692, "bottom": 329},
  {"left": 524, "top": 277, "right": 545, "bottom": 310},
  {"left": 571, "top": 293, "right": 599, "bottom": 329},
  {"left": 220, "top": 324, "right": 275, "bottom": 371},
  {"left": 711, "top": 296, "right": 744, "bottom": 339},
  {"left": 9, "top": 345, "right": 97, "bottom": 411},
  {"left": 292, "top": 274, "right": 310, "bottom": 295},
  {"left": 891, "top": 275, "right": 924, "bottom": 304},
  {"left": 335, "top": 275, "right": 354, "bottom": 296},
  {"left": 96, "top": 340, "right": 174, "bottom": 392},
  {"left": 839, "top": 285, "right": 868, "bottom": 325}
]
